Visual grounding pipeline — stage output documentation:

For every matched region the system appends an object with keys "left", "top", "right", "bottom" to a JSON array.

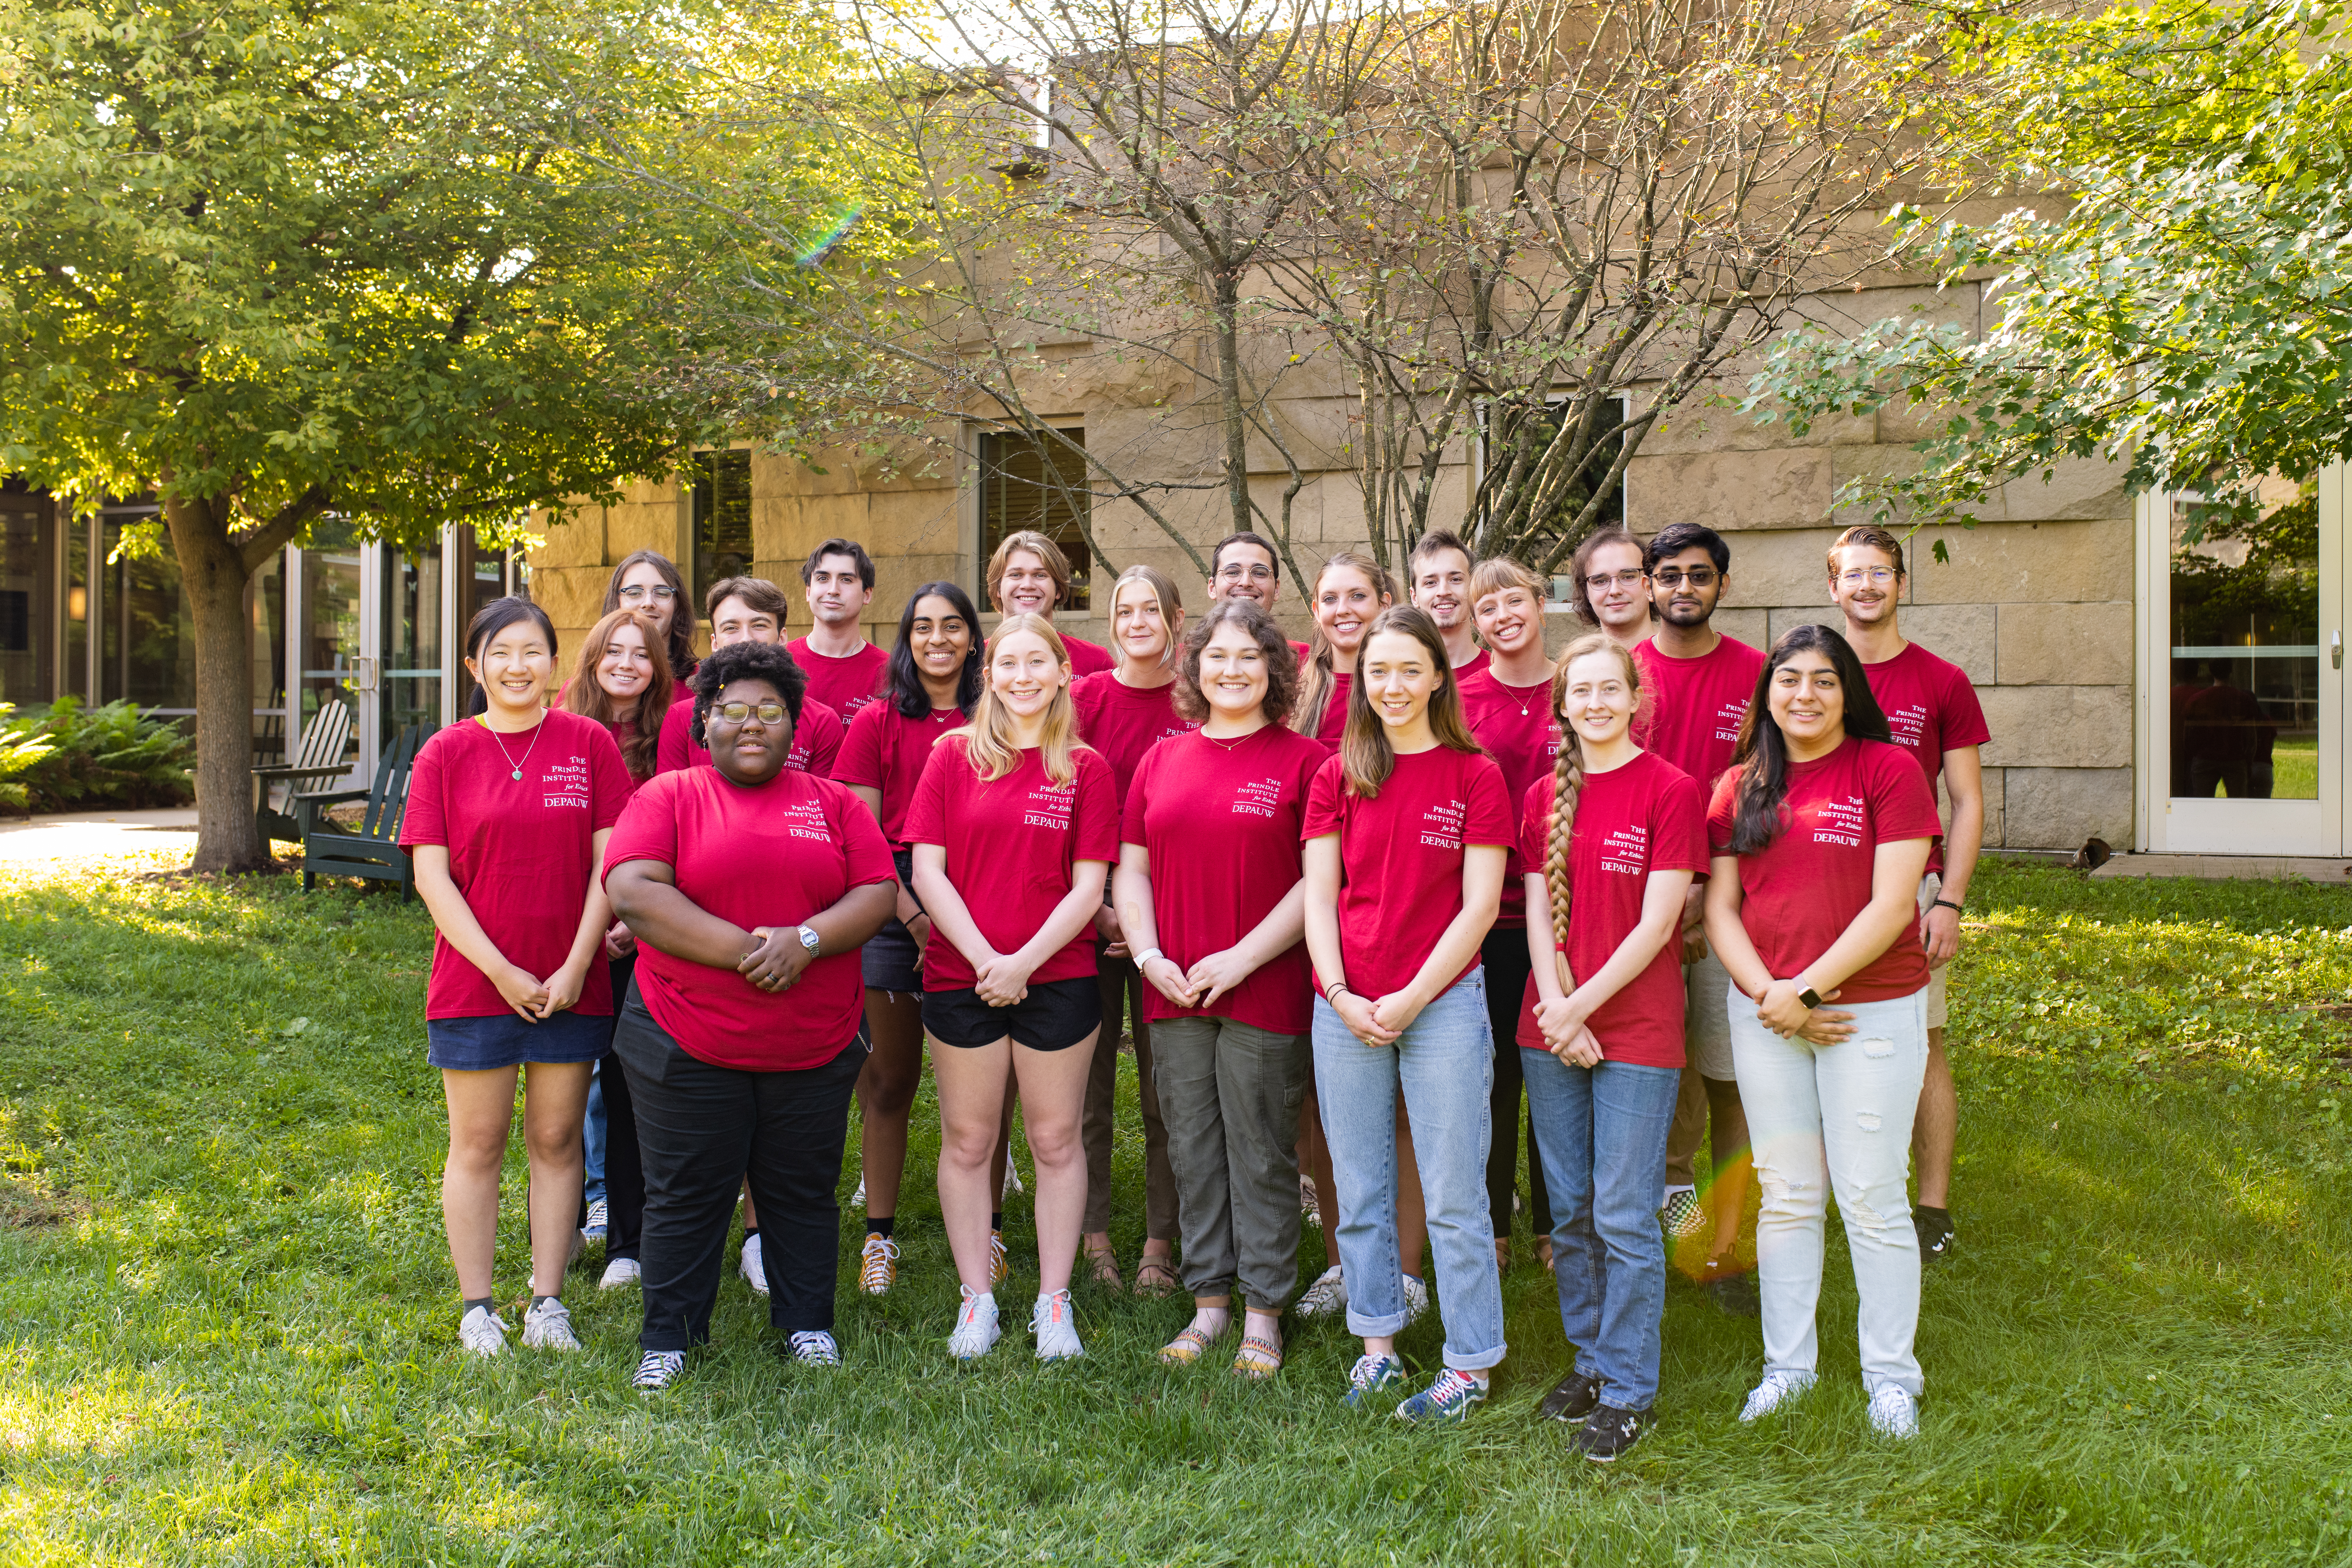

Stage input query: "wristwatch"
[
  {"left": 1796, "top": 982, "right": 1823, "bottom": 1010},
  {"left": 796, "top": 925, "right": 821, "bottom": 954}
]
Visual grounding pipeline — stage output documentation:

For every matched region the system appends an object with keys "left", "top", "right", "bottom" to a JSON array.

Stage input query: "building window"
[
  {"left": 690, "top": 449, "right": 754, "bottom": 613},
  {"left": 978, "top": 427, "right": 1091, "bottom": 611},
  {"left": 0, "top": 487, "right": 53, "bottom": 705}
]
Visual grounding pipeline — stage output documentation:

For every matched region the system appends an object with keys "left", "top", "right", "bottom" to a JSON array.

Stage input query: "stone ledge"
[{"left": 2093, "top": 853, "right": 2352, "bottom": 882}]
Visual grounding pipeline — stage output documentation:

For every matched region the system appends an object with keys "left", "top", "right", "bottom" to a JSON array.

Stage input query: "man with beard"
[
  {"left": 1631, "top": 522, "right": 1763, "bottom": 1316},
  {"left": 1409, "top": 529, "right": 1490, "bottom": 678}
]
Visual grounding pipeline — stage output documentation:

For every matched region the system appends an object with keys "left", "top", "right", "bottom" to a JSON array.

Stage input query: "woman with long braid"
[{"left": 1518, "top": 634, "right": 1707, "bottom": 1461}]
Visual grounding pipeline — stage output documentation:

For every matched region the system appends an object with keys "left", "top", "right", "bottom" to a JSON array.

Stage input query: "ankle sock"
[
  {"left": 990, "top": 1211, "right": 1003, "bottom": 1232},
  {"left": 463, "top": 1296, "right": 494, "bottom": 1316},
  {"left": 867, "top": 1215, "right": 895, "bottom": 1240},
  {"left": 531, "top": 1294, "right": 557, "bottom": 1311}
]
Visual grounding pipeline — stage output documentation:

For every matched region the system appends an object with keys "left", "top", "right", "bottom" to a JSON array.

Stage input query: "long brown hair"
[
  {"left": 1541, "top": 634, "right": 1642, "bottom": 981},
  {"left": 1293, "top": 550, "right": 1396, "bottom": 739},
  {"left": 1340, "top": 605, "right": 1482, "bottom": 798},
  {"left": 956, "top": 613, "right": 1085, "bottom": 785},
  {"left": 563, "top": 608, "right": 673, "bottom": 781},
  {"left": 1727, "top": 624, "right": 1894, "bottom": 854}
]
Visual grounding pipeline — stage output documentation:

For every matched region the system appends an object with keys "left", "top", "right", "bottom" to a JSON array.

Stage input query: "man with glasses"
[
  {"left": 1829, "top": 524, "right": 1987, "bottom": 1266},
  {"left": 1207, "top": 531, "right": 1309, "bottom": 659},
  {"left": 1631, "top": 521, "right": 1764, "bottom": 1316},
  {"left": 1568, "top": 526, "right": 1655, "bottom": 651},
  {"left": 1408, "top": 528, "right": 1489, "bottom": 676}
]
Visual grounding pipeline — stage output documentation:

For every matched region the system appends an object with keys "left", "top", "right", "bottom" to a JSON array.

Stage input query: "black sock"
[
  {"left": 867, "top": 1215, "right": 895, "bottom": 1239},
  {"left": 532, "top": 1294, "right": 558, "bottom": 1311},
  {"left": 742, "top": 1225, "right": 760, "bottom": 1241},
  {"left": 991, "top": 1211, "right": 1003, "bottom": 1232},
  {"left": 463, "top": 1296, "right": 494, "bottom": 1316}
]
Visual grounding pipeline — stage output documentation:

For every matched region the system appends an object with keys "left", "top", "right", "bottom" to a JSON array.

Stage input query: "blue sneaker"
[
  {"left": 1341, "top": 1353, "right": 1405, "bottom": 1407},
  {"left": 1395, "top": 1368, "right": 1489, "bottom": 1425}
]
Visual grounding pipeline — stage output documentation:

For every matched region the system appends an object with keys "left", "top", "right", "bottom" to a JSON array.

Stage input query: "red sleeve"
[
  {"left": 1462, "top": 755, "right": 1516, "bottom": 846},
  {"left": 1652, "top": 773, "right": 1709, "bottom": 873},
  {"left": 1518, "top": 775, "right": 1552, "bottom": 867},
  {"left": 832, "top": 782, "right": 897, "bottom": 887},
  {"left": 586, "top": 722, "right": 631, "bottom": 831},
  {"left": 834, "top": 703, "right": 887, "bottom": 790},
  {"left": 803, "top": 700, "right": 843, "bottom": 779},
  {"left": 1869, "top": 743, "right": 1944, "bottom": 842},
  {"left": 1120, "top": 743, "right": 1156, "bottom": 847},
  {"left": 1945, "top": 668, "right": 1992, "bottom": 752},
  {"left": 1706, "top": 769, "right": 1739, "bottom": 856},
  {"left": 602, "top": 773, "right": 681, "bottom": 876},
  {"left": 656, "top": 701, "right": 691, "bottom": 774},
  {"left": 1073, "top": 748, "right": 1120, "bottom": 863},
  {"left": 397, "top": 727, "right": 452, "bottom": 849},
  {"left": 902, "top": 736, "right": 959, "bottom": 847},
  {"left": 1301, "top": 753, "right": 1345, "bottom": 840}
]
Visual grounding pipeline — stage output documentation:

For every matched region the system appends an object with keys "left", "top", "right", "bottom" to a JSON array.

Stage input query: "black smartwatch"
[{"left": 1796, "top": 983, "right": 1824, "bottom": 1010}]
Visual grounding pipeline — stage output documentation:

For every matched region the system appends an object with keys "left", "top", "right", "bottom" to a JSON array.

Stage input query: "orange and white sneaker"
[
  {"left": 1031, "top": 1288, "right": 1083, "bottom": 1361},
  {"left": 859, "top": 1234, "right": 900, "bottom": 1296}
]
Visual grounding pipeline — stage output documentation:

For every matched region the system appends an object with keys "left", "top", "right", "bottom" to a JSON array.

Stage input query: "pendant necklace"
[{"left": 487, "top": 715, "right": 545, "bottom": 782}]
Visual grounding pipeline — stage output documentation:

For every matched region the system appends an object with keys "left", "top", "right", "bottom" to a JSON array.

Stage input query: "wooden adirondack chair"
[
  {"left": 254, "top": 699, "right": 354, "bottom": 842},
  {"left": 300, "top": 724, "right": 425, "bottom": 900}
]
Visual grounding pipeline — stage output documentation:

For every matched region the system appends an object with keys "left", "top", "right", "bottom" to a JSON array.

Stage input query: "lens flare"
[{"left": 795, "top": 206, "right": 864, "bottom": 269}]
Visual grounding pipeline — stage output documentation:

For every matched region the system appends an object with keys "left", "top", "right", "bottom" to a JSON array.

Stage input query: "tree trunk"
[
  {"left": 1213, "top": 273, "right": 1252, "bottom": 537},
  {"left": 164, "top": 495, "right": 270, "bottom": 875}
]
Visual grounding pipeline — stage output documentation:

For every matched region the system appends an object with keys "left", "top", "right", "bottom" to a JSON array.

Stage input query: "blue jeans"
[
  {"left": 583, "top": 1063, "right": 609, "bottom": 1208},
  {"left": 1521, "top": 1049, "right": 1679, "bottom": 1409},
  {"left": 1312, "top": 971, "right": 1507, "bottom": 1372}
]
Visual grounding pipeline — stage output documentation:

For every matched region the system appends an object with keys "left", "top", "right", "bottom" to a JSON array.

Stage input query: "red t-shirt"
[
  {"left": 1454, "top": 647, "right": 1491, "bottom": 681},
  {"left": 1513, "top": 754, "right": 1706, "bottom": 1068},
  {"left": 653, "top": 691, "right": 841, "bottom": 779},
  {"left": 1060, "top": 633, "right": 1116, "bottom": 677},
  {"left": 400, "top": 710, "right": 633, "bottom": 1019},
  {"left": 1457, "top": 669, "right": 1562, "bottom": 929},
  {"left": 1301, "top": 746, "right": 1515, "bottom": 1002},
  {"left": 1705, "top": 735, "right": 1942, "bottom": 1003},
  {"left": 902, "top": 737, "right": 1120, "bottom": 990},
  {"left": 601, "top": 769, "right": 894, "bottom": 1069},
  {"left": 832, "top": 701, "right": 965, "bottom": 847},
  {"left": 1633, "top": 636, "right": 1765, "bottom": 794},
  {"left": 1303, "top": 671, "right": 1352, "bottom": 753},
  {"left": 592, "top": 714, "right": 654, "bottom": 792},
  {"left": 1071, "top": 672, "right": 1200, "bottom": 803},
  {"left": 1859, "top": 641, "right": 1989, "bottom": 876},
  {"left": 1121, "top": 725, "right": 1329, "bottom": 1034},
  {"left": 787, "top": 637, "right": 888, "bottom": 730}
]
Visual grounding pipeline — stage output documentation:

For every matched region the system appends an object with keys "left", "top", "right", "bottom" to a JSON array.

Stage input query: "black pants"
[
  {"left": 597, "top": 953, "right": 647, "bottom": 1262},
  {"left": 612, "top": 986, "right": 865, "bottom": 1351},
  {"left": 1481, "top": 927, "right": 1551, "bottom": 1240}
]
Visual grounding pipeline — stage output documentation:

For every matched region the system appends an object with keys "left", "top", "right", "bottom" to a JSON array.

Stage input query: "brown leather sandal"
[
  {"left": 1231, "top": 1334, "right": 1284, "bottom": 1380},
  {"left": 1084, "top": 1243, "right": 1125, "bottom": 1293},
  {"left": 1133, "top": 1254, "right": 1180, "bottom": 1297}
]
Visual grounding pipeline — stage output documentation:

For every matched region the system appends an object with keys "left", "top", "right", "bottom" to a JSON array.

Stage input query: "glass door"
[
  {"left": 2142, "top": 469, "right": 2340, "bottom": 854},
  {"left": 296, "top": 519, "right": 368, "bottom": 784},
  {"left": 377, "top": 539, "right": 443, "bottom": 754}
]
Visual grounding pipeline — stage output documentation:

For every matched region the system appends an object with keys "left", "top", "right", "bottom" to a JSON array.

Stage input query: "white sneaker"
[
  {"left": 1401, "top": 1274, "right": 1430, "bottom": 1325},
  {"left": 520, "top": 1296, "right": 582, "bottom": 1351},
  {"left": 1002, "top": 1161, "right": 1024, "bottom": 1199},
  {"left": 858, "top": 1234, "right": 900, "bottom": 1296},
  {"left": 789, "top": 1330, "right": 842, "bottom": 1367},
  {"left": 851, "top": 1175, "right": 867, "bottom": 1207},
  {"left": 1032, "top": 1288, "right": 1084, "bottom": 1361},
  {"left": 457, "top": 1304, "right": 508, "bottom": 1358},
  {"left": 599, "top": 1257, "right": 642, "bottom": 1290},
  {"left": 1295, "top": 1264, "right": 1347, "bottom": 1318},
  {"left": 740, "top": 1234, "right": 769, "bottom": 1297},
  {"left": 632, "top": 1350, "right": 685, "bottom": 1391},
  {"left": 1866, "top": 1383, "right": 1920, "bottom": 1439},
  {"left": 1739, "top": 1370, "right": 1819, "bottom": 1423},
  {"left": 949, "top": 1286, "right": 1001, "bottom": 1360},
  {"left": 582, "top": 1197, "right": 608, "bottom": 1244}
]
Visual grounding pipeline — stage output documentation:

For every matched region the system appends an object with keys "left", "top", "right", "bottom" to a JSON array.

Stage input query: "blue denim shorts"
[{"left": 426, "top": 1008, "right": 612, "bottom": 1071}]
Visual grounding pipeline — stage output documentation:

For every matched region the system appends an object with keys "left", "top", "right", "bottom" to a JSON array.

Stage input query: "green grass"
[{"left": 4, "top": 854, "right": 2352, "bottom": 1564}]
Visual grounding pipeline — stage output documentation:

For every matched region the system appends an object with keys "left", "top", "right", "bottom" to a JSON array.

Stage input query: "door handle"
[{"left": 2334, "top": 631, "right": 2342, "bottom": 671}]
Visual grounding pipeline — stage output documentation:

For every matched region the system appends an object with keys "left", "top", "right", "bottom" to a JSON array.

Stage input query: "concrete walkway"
[{"left": 0, "top": 806, "right": 199, "bottom": 864}]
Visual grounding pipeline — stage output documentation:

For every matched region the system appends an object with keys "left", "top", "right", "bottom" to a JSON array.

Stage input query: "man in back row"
[
  {"left": 1409, "top": 529, "right": 1490, "bottom": 677},
  {"left": 790, "top": 537, "right": 889, "bottom": 730}
]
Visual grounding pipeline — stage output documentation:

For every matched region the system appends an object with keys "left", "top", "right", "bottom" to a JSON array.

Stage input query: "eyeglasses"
[
  {"left": 710, "top": 700, "right": 787, "bottom": 725},
  {"left": 1653, "top": 568, "right": 1718, "bottom": 588},
  {"left": 1216, "top": 563, "right": 1276, "bottom": 581},
  {"left": 1583, "top": 569, "right": 1645, "bottom": 590},
  {"left": 1838, "top": 567, "right": 1898, "bottom": 586},
  {"left": 617, "top": 584, "right": 676, "bottom": 603}
]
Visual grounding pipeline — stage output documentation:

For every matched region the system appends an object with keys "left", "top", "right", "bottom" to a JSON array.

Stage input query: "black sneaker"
[
  {"left": 1538, "top": 1369, "right": 1603, "bottom": 1423},
  {"left": 1914, "top": 1206, "right": 1954, "bottom": 1261},
  {"left": 1572, "top": 1403, "right": 1654, "bottom": 1462},
  {"left": 1700, "top": 1259, "right": 1759, "bottom": 1318}
]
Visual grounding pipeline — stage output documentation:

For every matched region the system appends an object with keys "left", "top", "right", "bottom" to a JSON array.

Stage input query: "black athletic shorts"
[{"left": 921, "top": 975, "right": 1101, "bottom": 1051}]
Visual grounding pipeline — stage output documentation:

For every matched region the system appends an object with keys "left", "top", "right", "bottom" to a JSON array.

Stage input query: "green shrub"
[{"left": 0, "top": 696, "right": 195, "bottom": 815}]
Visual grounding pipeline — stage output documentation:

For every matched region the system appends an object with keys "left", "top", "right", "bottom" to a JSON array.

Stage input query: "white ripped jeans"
[{"left": 1727, "top": 985, "right": 1929, "bottom": 1398}]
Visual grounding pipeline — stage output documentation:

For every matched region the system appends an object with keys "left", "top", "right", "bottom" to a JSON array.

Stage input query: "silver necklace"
[{"left": 486, "top": 716, "right": 546, "bottom": 781}]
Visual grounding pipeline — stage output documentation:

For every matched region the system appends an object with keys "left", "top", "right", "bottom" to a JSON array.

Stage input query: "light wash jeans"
[
  {"left": 583, "top": 1061, "right": 609, "bottom": 1209},
  {"left": 1520, "top": 1050, "right": 1679, "bottom": 1410},
  {"left": 1727, "top": 985, "right": 1929, "bottom": 1398},
  {"left": 1312, "top": 971, "right": 1507, "bottom": 1372}
]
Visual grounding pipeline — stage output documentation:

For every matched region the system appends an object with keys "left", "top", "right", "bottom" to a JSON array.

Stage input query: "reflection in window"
[
  {"left": 2169, "top": 479, "right": 2317, "bottom": 800},
  {"left": 978, "top": 428, "right": 1092, "bottom": 610}
]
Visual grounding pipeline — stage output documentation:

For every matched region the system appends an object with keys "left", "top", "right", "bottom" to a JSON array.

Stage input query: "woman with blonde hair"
[
  {"left": 1292, "top": 551, "right": 1396, "bottom": 752},
  {"left": 1517, "top": 633, "right": 1707, "bottom": 1460},
  {"left": 1070, "top": 564, "right": 1195, "bottom": 1294},
  {"left": 906, "top": 614, "right": 1120, "bottom": 1361},
  {"left": 1302, "top": 604, "right": 1515, "bottom": 1422}
]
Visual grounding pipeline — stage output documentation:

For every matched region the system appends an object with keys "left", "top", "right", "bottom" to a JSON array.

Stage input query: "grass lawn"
[{"left": 4, "top": 853, "right": 2352, "bottom": 1564}]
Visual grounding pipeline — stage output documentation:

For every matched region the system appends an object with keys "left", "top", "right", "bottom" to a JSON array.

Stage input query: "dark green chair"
[
  {"left": 300, "top": 724, "right": 426, "bottom": 900},
  {"left": 255, "top": 698, "right": 354, "bottom": 843}
]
